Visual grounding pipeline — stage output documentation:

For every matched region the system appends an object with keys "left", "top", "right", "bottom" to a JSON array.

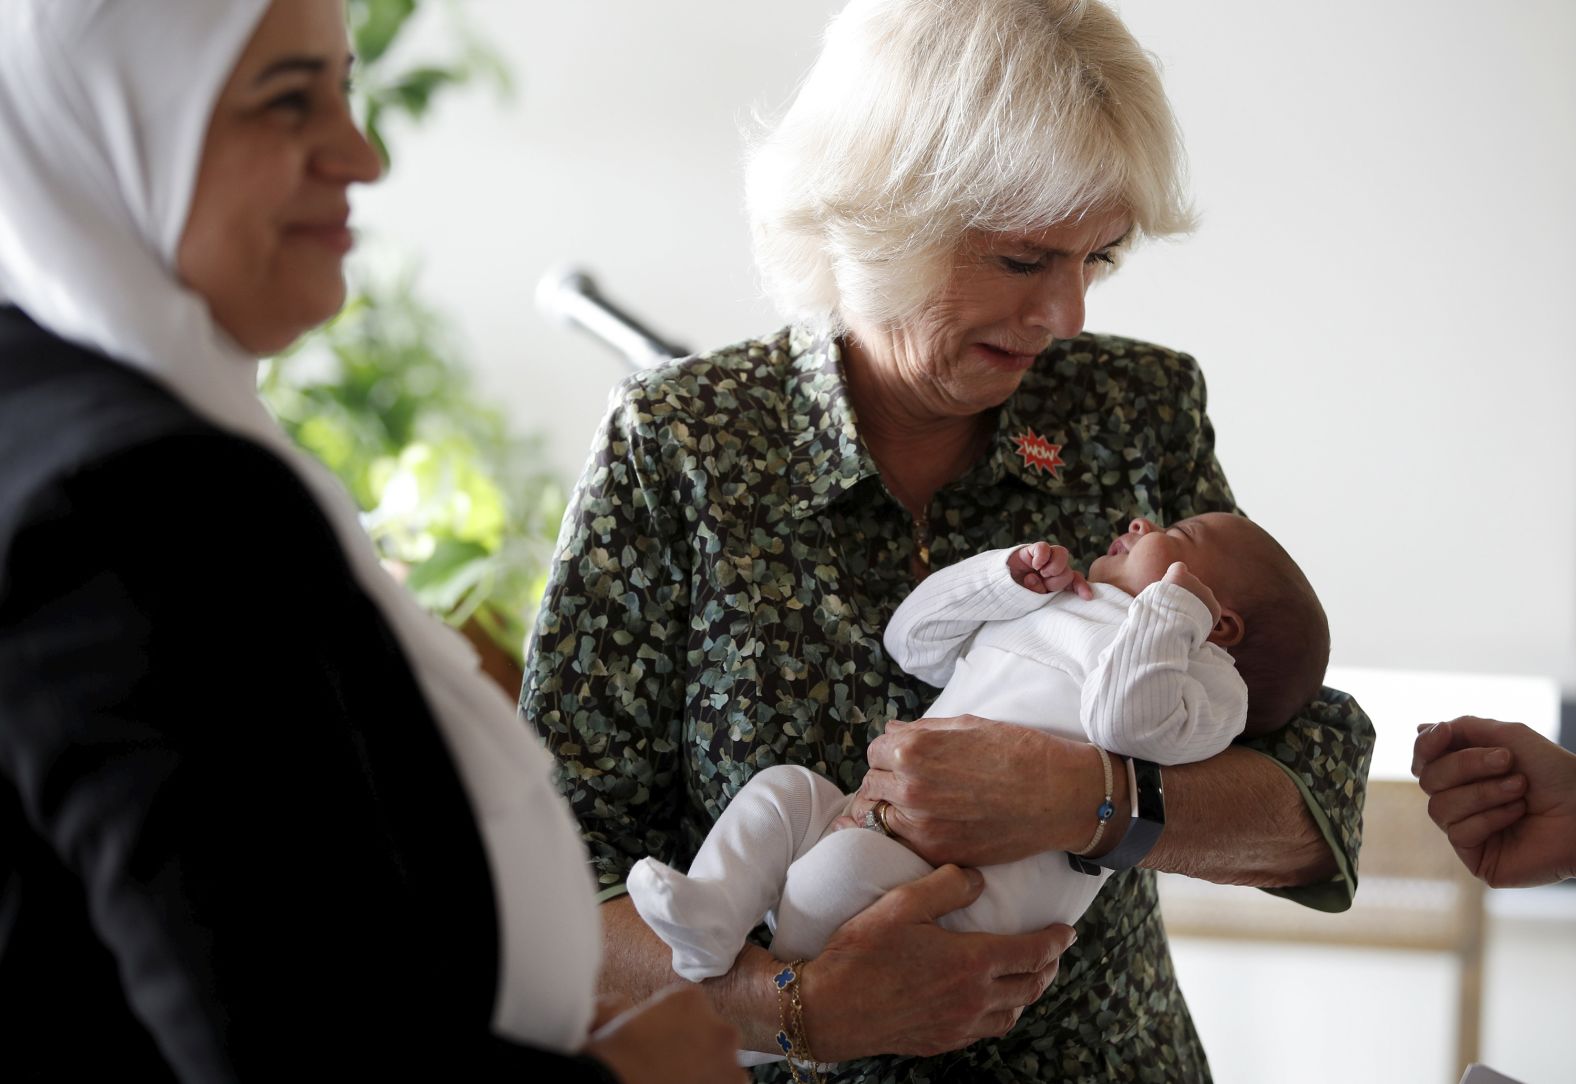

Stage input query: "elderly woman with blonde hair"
[{"left": 524, "top": 0, "right": 1373, "bottom": 1079}]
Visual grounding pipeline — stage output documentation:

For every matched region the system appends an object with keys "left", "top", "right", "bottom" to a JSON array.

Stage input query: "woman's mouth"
[
  {"left": 972, "top": 342, "right": 1039, "bottom": 371},
  {"left": 283, "top": 219, "right": 355, "bottom": 254}
]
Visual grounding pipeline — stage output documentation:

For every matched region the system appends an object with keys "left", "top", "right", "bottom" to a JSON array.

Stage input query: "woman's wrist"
[
  {"left": 770, "top": 960, "right": 823, "bottom": 1079},
  {"left": 709, "top": 948, "right": 854, "bottom": 1063},
  {"left": 1070, "top": 746, "right": 1133, "bottom": 860},
  {"left": 699, "top": 943, "right": 791, "bottom": 1055},
  {"left": 605, "top": 896, "right": 787, "bottom": 1057},
  {"left": 795, "top": 944, "right": 865, "bottom": 1062}
]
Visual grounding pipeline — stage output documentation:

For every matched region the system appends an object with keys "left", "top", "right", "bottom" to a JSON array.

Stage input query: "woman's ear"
[{"left": 1208, "top": 607, "right": 1245, "bottom": 648}]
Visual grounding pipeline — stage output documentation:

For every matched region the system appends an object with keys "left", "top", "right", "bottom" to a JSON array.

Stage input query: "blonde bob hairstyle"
[{"left": 744, "top": 0, "right": 1195, "bottom": 335}]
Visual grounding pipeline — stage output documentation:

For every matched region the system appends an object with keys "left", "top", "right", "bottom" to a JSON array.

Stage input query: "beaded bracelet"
[
  {"left": 1072, "top": 745, "right": 1116, "bottom": 856},
  {"left": 772, "top": 960, "right": 823, "bottom": 1083}
]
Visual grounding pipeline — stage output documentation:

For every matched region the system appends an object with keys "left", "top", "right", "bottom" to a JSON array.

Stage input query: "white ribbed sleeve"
[
  {"left": 882, "top": 547, "right": 1054, "bottom": 687},
  {"left": 1079, "top": 582, "right": 1247, "bottom": 764}
]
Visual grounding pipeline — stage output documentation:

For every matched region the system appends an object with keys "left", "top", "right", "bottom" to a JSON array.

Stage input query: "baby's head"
[{"left": 1088, "top": 513, "right": 1329, "bottom": 733}]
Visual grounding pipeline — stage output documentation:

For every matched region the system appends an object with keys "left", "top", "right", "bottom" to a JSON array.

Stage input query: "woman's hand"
[
  {"left": 801, "top": 865, "right": 1077, "bottom": 1060},
  {"left": 845, "top": 716, "right": 1113, "bottom": 868},
  {"left": 583, "top": 984, "right": 745, "bottom": 1084},
  {"left": 1413, "top": 716, "right": 1576, "bottom": 887}
]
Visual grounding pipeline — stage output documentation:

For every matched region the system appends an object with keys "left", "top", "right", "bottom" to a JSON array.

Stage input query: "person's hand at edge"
[{"left": 1413, "top": 716, "right": 1576, "bottom": 887}]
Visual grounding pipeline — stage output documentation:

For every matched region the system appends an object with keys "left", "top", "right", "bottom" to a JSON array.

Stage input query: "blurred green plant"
[
  {"left": 347, "top": 0, "right": 509, "bottom": 167},
  {"left": 262, "top": 282, "right": 565, "bottom": 665},
  {"left": 261, "top": 0, "right": 555, "bottom": 668}
]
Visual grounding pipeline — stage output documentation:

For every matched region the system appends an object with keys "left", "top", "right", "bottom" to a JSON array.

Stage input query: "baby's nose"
[{"left": 1129, "top": 517, "right": 1157, "bottom": 536}]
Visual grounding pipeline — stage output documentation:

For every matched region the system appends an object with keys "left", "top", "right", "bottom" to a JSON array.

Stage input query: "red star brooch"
[{"left": 1011, "top": 428, "right": 1065, "bottom": 477}]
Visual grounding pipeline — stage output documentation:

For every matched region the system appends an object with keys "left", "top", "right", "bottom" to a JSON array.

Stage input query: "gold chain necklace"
[{"left": 912, "top": 504, "right": 932, "bottom": 580}]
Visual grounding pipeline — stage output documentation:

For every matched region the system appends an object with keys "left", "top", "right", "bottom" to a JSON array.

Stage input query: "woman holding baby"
[{"left": 524, "top": 0, "right": 1375, "bottom": 1079}]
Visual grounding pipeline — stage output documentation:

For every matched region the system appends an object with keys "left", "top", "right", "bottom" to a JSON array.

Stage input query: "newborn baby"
[{"left": 629, "top": 512, "right": 1329, "bottom": 991}]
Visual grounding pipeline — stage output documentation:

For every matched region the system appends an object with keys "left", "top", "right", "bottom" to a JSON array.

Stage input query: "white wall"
[{"left": 356, "top": 0, "right": 1576, "bottom": 693}]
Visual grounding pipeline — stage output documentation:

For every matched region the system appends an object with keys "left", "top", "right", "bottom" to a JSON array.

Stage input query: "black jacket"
[{"left": 0, "top": 307, "right": 614, "bottom": 1081}]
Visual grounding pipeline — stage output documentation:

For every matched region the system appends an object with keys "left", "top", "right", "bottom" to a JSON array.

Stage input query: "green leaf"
[
  {"left": 364, "top": 103, "right": 390, "bottom": 169},
  {"left": 350, "top": 0, "right": 417, "bottom": 67},
  {"left": 406, "top": 538, "right": 492, "bottom": 614},
  {"left": 388, "top": 67, "right": 462, "bottom": 120}
]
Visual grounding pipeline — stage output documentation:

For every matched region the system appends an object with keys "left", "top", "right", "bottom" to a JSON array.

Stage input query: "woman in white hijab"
[{"left": 0, "top": 2, "right": 740, "bottom": 1081}]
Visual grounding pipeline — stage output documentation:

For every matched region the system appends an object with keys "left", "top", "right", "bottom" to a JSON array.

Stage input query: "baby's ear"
[{"left": 1208, "top": 608, "right": 1245, "bottom": 647}]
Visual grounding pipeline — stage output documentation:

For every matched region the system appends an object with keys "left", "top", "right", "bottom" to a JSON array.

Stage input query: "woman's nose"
[
  {"left": 1023, "top": 266, "right": 1087, "bottom": 340},
  {"left": 316, "top": 105, "right": 384, "bottom": 185}
]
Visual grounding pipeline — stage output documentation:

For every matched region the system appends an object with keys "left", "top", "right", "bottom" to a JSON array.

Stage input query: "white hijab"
[{"left": 0, "top": 1, "right": 598, "bottom": 1051}]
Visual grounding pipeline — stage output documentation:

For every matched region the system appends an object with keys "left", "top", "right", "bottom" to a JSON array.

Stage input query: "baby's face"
[{"left": 1087, "top": 512, "right": 1259, "bottom": 602}]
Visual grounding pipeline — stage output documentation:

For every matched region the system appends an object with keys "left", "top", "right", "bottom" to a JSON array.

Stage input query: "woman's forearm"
[
  {"left": 599, "top": 897, "right": 781, "bottom": 1055},
  {"left": 858, "top": 717, "right": 1337, "bottom": 887},
  {"left": 600, "top": 869, "right": 1076, "bottom": 1064},
  {"left": 1134, "top": 746, "right": 1336, "bottom": 886}
]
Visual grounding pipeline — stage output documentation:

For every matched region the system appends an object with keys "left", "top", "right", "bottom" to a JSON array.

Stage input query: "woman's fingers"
[
  {"left": 879, "top": 864, "right": 986, "bottom": 924},
  {"left": 975, "top": 924, "right": 1078, "bottom": 980},
  {"left": 1412, "top": 716, "right": 1522, "bottom": 776},
  {"left": 975, "top": 1007, "right": 1023, "bottom": 1040},
  {"left": 1416, "top": 745, "right": 1514, "bottom": 794},
  {"left": 958, "top": 927, "right": 1075, "bottom": 1041},
  {"left": 808, "top": 880, "right": 1078, "bottom": 1061},
  {"left": 844, "top": 793, "right": 955, "bottom": 864},
  {"left": 852, "top": 765, "right": 897, "bottom": 805},
  {"left": 1425, "top": 772, "right": 1527, "bottom": 830},
  {"left": 1411, "top": 722, "right": 1462, "bottom": 776},
  {"left": 1442, "top": 798, "right": 1528, "bottom": 851},
  {"left": 872, "top": 795, "right": 915, "bottom": 838},
  {"left": 989, "top": 962, "right": 1060, "bottom": 1010},
  {"left": 864, "top": 730, "right": 904, "bottom": 774},
  {"left": 860, "top": 717, "right": 1085, "bottom": 866}
]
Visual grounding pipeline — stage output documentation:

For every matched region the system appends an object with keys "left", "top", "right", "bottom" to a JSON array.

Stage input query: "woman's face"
[
  {"left": 176, "top": 0, "right": 380, "bottom": 355},
  {"left": 844, "top": 206, "right": 1131, "bottom": 420}
]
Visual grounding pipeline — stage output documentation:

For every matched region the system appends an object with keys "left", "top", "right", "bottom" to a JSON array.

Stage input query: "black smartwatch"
[{"left": 1068, "top": 757, "right": 1164, "bottom": 875}]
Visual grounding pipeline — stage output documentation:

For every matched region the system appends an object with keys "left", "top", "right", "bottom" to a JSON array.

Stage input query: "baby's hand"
[
  {"left": 1008, "top": 542, "right": 1094, "bottom": 599},
  {"left": 1162, "top": 561, "right": 1221, "bottom": 624}
]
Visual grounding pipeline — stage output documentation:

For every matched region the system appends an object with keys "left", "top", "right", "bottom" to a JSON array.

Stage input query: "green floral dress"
[{"left": 522, "top": 326, "right": 1374, "bottom": 1082}]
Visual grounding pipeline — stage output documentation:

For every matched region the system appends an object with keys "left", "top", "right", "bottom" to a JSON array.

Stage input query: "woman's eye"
[
  {"left": 266, "top": 90, "right": 312, "bottom": 113},
  {"left": 999, "top": 256, "right": 1043, "bottom": 275},
  {"left": 1086, "top": 250, "right": 1117, "bottom": 267}
]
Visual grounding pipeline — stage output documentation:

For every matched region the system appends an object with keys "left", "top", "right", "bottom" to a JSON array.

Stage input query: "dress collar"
[
  {"left": 782, "top": 326, "right": 881, "bottom": 518},
  {"left": 781, "top": 328, "right": 1101, "bottom": 519}
]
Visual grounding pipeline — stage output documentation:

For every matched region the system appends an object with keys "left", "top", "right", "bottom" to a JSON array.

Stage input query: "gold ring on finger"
[{"left": 873, "top": 799, "right": 896, "bottom": 837}]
